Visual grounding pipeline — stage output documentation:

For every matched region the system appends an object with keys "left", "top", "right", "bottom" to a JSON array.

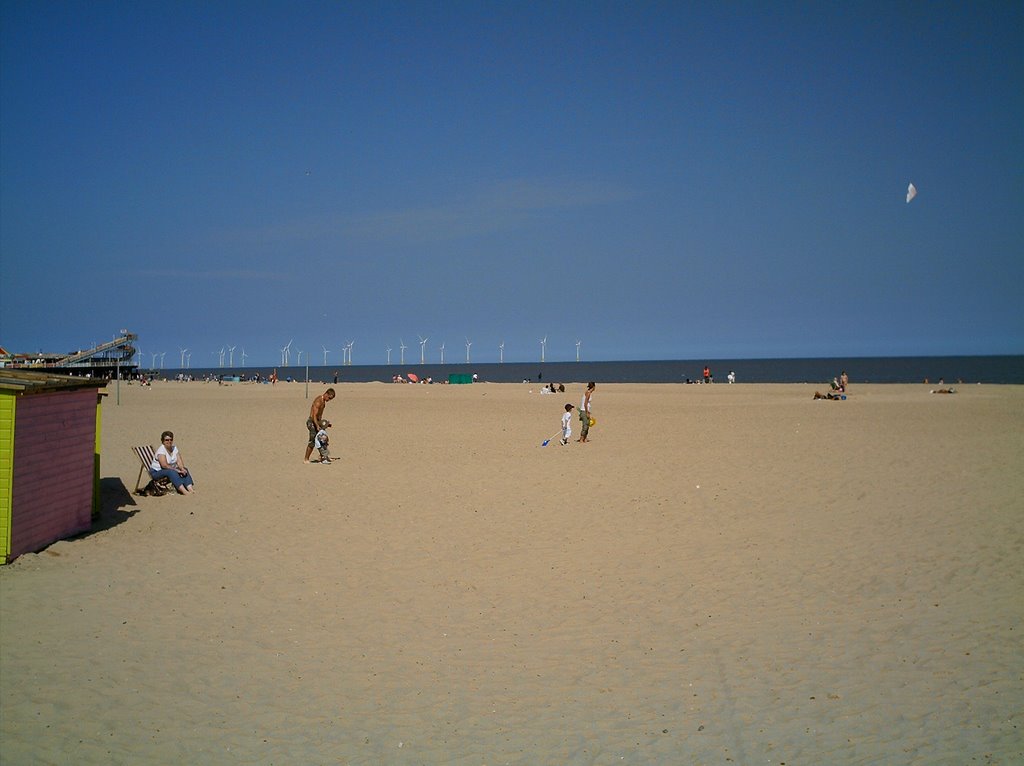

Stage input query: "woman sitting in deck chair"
[{"left": 150, "top": 431, "right": 195, "bottom": 495}]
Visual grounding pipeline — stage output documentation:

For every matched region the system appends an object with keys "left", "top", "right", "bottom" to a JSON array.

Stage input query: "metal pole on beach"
[{"left": 305, "top": 362, "right": 309, "bottom": 399}]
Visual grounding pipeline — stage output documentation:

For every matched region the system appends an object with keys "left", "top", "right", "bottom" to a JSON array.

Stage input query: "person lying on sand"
[{"left": 814, "top": 391, "right": 845, "bottom": 400}]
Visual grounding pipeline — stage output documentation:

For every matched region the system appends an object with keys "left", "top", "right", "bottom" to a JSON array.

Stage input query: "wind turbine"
[
  {"left": 186, "top": 352, "right": 191, "bottom": 368},
  {"left": 228, "top": 345, "right": 236, "bottom": 367},
  {"left": 281, "top": 339, "right": 293, "bottom": 367},
  {"left": 418, "top": 335, "right": 428, "bottom": 364},
  {"left": 179, "top": 347, "right": 189, "bottom": 368},
  {"left": 399, "top": 339, "right": 407, "bottom": 365},
  {"left": 159, "top": 352, "right": 166, "bottom": 369},
  {"left": 345, "top": 341, "right": 354, "bottom": 365},
  {"left": 322, "top": 345, "right": 330, "bottom": 365},
  {"left": 386, "top": 346, "right": 392, "bottom": 365},
  {"left": 296, "top": 349, "right": 304, "bottom": 366},
  {"left": 499, "top": 341, "right": 504, "bottom": 364},
  {"left": 465, "top": 337, "right": 472, "bottom": 363},
  {"left": 151, "top": 352, "right": 159, "bottom": 368},
  {"left": 540, "top": 336, "right": 547, "bottom": 363},
  {"left": 439, "top": 343, "right": 445, "bottom": 364},
  {"left": 240, "top": 348, "right": 246, "bottom": 367},
  {"left": 218, "top": 347, "right": 225, "bottom": 368},
  {"left": 576, "top": 339, "right": 581, "bottom": 362}
]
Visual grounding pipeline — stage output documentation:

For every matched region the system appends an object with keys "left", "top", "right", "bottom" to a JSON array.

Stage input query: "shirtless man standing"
[{"left": 304, "top": 388, "right": 336, "bottom": 462}]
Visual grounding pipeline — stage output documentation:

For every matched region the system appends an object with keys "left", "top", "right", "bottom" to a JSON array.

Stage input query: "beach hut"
[{"left": 0, "top": 370, "right": 107, "bottom": 563}]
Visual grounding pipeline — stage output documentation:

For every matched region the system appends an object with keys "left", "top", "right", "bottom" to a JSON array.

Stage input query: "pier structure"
[{"left": 0, "top": 332, "right": 138, "bottom": 378}]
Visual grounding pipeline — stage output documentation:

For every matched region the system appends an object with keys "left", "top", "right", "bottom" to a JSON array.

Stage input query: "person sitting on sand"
[
  {"left": 814, "top": 391, "right": 844, "bottom": 400},
  {"left": 930, "top": 388, "right": 956, "bottom": 394}
]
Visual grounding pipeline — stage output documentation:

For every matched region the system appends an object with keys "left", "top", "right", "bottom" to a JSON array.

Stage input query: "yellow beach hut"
[{"left": 0, "top": 370, "right": 107, "bottom": 563}]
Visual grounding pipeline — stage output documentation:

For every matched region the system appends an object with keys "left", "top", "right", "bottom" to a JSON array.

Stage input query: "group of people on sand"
[
  {"left": 681, "top": 365, "right": 723, "bottom": 384},
  {"left": 141, "top": 380, "right": 599, "bottom": 494},
  {"left": 814, "top": 370, "right": 849, "bottom": 400},
  {"left": 300, "top": 381, "right": 599, "bottom": 460},
  {"left": 553, "top": 382, "right": 596, "bottom": 446}
]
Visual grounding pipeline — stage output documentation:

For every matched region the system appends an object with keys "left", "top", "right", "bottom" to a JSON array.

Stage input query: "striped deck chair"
[{"left": 132, "top": 445, "right": 173, "bottom": 496}]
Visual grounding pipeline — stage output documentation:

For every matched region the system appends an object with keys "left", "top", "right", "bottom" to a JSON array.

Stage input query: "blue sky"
[{"left": 2, "top": 1, "right": 1021, "bottom": 366}]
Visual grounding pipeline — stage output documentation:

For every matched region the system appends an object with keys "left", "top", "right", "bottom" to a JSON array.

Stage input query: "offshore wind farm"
[
  {"left": 118, "top": 335, "right": 588, "bottom": 376},
  {"left": 4, "top": 330, "right": 1020, "bottom": 384},
  {"left": 77, "top": 332, "right": 1014, "bottom": 384}
]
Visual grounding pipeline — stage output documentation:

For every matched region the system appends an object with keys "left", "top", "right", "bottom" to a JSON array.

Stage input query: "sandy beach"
[{"left": 1, "top": 380, "right": 1021, "bottom": 765}]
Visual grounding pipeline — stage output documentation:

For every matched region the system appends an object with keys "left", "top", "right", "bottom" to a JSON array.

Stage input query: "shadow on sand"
[{"left": 89, "top": 477, "right": 142, "bottom": 533}]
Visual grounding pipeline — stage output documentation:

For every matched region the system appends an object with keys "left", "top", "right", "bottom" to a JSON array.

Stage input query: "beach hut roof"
[{"left": 0, "top": 369, "right": 108, "bottom": 394}]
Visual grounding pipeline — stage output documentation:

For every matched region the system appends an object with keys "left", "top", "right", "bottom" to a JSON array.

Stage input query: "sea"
[{"left": 159, "top": 355, "right": 1024, "bottom": 385}]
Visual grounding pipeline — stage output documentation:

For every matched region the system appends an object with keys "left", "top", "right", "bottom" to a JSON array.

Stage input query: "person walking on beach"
[
  {"left": 560, "top": 403, "right": 574, "bottom": 445},
  {"left": 840, "top": 370, "right": 848, "bottom": 392},
  {"left": 304, "top": 388, "right": 336, "bottom": 462},
  {"left": 578, "top": 382, "right": 595, "bottom": 443}
]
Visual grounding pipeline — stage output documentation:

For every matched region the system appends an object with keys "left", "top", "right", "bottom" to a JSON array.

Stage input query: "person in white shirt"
[
  {"left": 578, "top": 382, "right": 595, "bottom": 443},
  {"left": 560, "top": 403, "right": 574, "bottom": 445},
  {"left": 150, "top": 431, "right": 195, "bottom": 495}
]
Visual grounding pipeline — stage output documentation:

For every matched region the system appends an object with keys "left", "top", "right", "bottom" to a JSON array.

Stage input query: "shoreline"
[{"left": 121, "top": 353, "right": 1024, "bottom": 385}]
